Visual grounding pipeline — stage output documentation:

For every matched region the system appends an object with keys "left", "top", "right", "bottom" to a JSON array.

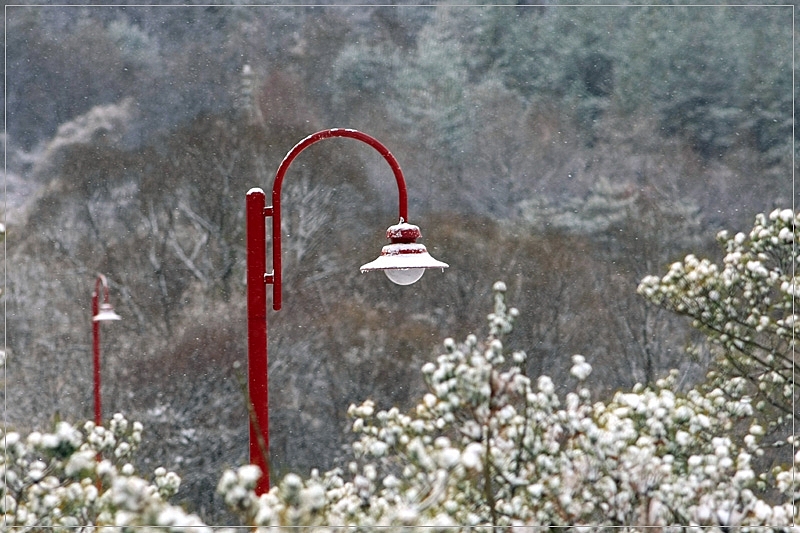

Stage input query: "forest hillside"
[{"left": 3, "top": 2, "right": 795, "bottom": 521}]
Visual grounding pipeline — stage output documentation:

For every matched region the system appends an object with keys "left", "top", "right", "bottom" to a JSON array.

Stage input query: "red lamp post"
[
  {"left": 92, "top": 273, "right": 122, "bottom": 427},
  {"left": 246, "top": 128, "right": 448, "bottom": 494}
]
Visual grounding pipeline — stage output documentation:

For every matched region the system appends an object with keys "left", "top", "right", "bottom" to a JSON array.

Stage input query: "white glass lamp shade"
[
  {"left": 93, "top": 302, "right": 122, "bottom": 322},
  {"left": 360, "top": 222, "right": 448, "bottom": 286},
  {"left": 387, "top": 267, "right": 425, "bottom": 286}
]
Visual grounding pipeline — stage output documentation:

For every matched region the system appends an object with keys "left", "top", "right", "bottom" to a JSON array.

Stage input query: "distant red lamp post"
[
  {"left": 92, "top": 273, "right": 122, "bottom": 427},
  {"left": 246, "top": 128, "right": 448, "bottom": 494}
]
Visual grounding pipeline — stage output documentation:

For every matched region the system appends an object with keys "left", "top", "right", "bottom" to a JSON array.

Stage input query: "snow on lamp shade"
[
  {"left": 360, "top": 222, "right": 448, "bottom": 286},
  {"left": 93, "top": 303, "right": 122, "bottom": 322}
]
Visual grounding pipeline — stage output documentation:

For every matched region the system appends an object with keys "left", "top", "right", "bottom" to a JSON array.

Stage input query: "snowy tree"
[
  {"left": 0, "top": 413, "right": 204, "bottom": 531},
  {"left": 617, "top": 6, "right": 791, "bottom": 161},
  {"left": 390, "top": 9, "right": 469, "bottom": 140},
  {"left": 6, "top": 281, "right": 798, "bottom": 529},
  {"left": 517, "top": 176, "right": 637, "bottom": 236},
  {"left": 639, "top": 208, "right": 799, "bottom": 425},
  {"left": 218, "top": 282, "right": 798, "bottom": 530}
]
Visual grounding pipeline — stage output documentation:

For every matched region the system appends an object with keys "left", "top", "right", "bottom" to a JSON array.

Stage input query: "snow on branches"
[
  {"left": 218, "top": 282, "right": 799, "bottom": 531},
  {"left": 1, "top": 413, "right": 202, "bottom": 531},
  {"left": 4, "top": 264, "right": 798, "bottom": 530},
  {"left": 638, "top": 208, "right": 798, "bottom": 423}
]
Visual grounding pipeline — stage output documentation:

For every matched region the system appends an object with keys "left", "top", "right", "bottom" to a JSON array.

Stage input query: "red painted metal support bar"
[
  {"left": 92, "top": 284, "right": 101, "bottom": 427},
  {"left": 270, "top": 128, "right": 409, "bottom": 311},
  {"left": 246, "top": 188, "right": 270, "bottom": 495}
]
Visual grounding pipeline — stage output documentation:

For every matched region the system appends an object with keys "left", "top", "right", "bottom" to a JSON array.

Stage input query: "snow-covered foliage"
[
  {"left": 639, "top": 208, "right": 798, "bottom": 423},
  {"left": 37, "top": 99, "right": 134, "bottom": 162},
  {"left": 1, "top": 413, "right": 204, "bottom": 531},
  {"left": 4, "top": 279, "right": 797, "bottom": 529},
  {"left": 516, "top": 177, "right": 704, "bottom": 254},
  {"left": 217, "top": 281, "right": 798, "bottom": 531},
  {"left": 517, "top": 176, "right": 639, "bottom": 236}
]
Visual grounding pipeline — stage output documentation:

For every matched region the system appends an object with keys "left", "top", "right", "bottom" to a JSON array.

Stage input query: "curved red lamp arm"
[
  {"left": 268, "top": 128, "right": 409, "bottom": 311},
  {"left": 94, "top": 274, "right": 111, "bottom": 305}
]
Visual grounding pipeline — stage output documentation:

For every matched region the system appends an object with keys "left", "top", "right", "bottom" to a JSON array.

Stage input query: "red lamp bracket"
[{"left": 268, "top": 128, "right": 409, "bottom": 311}]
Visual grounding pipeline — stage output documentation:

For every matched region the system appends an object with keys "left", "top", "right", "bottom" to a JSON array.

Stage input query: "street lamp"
[
  {"left": 246, "top": 128, "right": 448, "bottom": 494},
  {"left": 92, "top": 273, "right": 121, "bottom": 427}
]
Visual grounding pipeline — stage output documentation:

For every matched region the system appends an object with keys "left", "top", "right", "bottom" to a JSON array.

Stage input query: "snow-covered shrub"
[
  {"left": 219, "top": 281, "right": 798, "bottom": 531},
  {"left": 1, "top": 412, "right": 204, "bottom": 531},
  {"left": 638, "top": 208, "right": 798, "bottom": 424},
  {"left": 8, "top": 223, "right": 799, "bottom": 530}
]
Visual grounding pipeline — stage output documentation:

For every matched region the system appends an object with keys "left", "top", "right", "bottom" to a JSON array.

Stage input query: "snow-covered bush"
[
  {"left": 1, "top": 412, "right": 204, "bottom": 531},
  {"left": 218, "top": 281, "right": 798, "bottom": 531},
  {"left": 638, "top": 208, "right": 798, "bottom": 424},
  {"left": 7, "top": 247, "right": 798, "bottom": 529}
]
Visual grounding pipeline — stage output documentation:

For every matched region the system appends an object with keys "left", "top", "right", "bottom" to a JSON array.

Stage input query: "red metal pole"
[
  {"left": 246, "top": 188, "right": 270, "bottom": 494},
  {"left": 92, "top": 286, "right": 101, "bottom": 427}
]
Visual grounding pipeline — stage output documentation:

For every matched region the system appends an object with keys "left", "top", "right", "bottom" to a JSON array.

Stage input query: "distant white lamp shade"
[
  {"left": 360, "top": 242, "right": 449, "bottom": 286},
  {"left": 93, "top": 302, "right": 122, "bottom": 322}
]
